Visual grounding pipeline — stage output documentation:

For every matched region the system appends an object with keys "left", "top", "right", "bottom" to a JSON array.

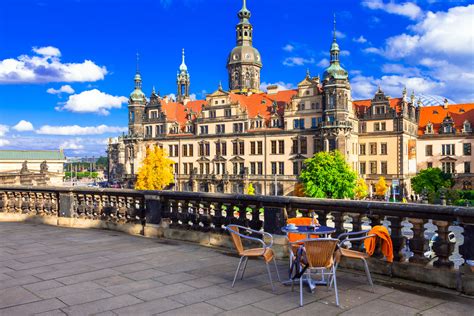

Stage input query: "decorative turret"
[
  {"left": 323, "top": 15, "right": 348, "bottom": 81},
  {"left": 177, "top": 48, "right": 190, "bottom": 103},
  {"left": 128, "top": 53, "right": 146, "bottom": 136},
  {"left": 227, "top": 0, "right": 262, "bottom": 94}
]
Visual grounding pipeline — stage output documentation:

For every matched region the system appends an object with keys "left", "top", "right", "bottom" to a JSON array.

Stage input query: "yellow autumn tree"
[
  {"left": 247, "top": 183, "right": 255, "bottom": 195},
  {"left": 135, "top": 145, "right": 174, "bottom": 190},
  {"left": 375, "top": 176, "right": 389, "bottom": 197},
  {"left": 354, "top": 177, "right": 368, "bottom": 200}
]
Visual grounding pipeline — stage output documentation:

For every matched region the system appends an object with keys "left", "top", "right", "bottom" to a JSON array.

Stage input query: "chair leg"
[
  {"left": 240, "top": 257, "right": 249, "bottom": 280},
  {"left": 362, "top": 258, "right": 374, "bottom": 292},
  {"left": 299, "top": 273, "right": 304, "bottom": 307},
  {"left": 332, "top": 265, "right": 339, "bottom": 307},
  {"left": 273, "top": 257, "right": 281, "bottom": 282},
  {"left": 329, "top": 262, "right": 338, "bottom": 289},
  {"left": 266, "top": 262, "right": 275, "bottom": 292},
  {"left": 232, "top": 257, "right": 244, "bottom": 288}
]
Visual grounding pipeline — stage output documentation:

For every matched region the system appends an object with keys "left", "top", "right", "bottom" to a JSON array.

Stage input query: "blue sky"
[{"left": 0, "top": 0, "right": 473, "bottom": 157}]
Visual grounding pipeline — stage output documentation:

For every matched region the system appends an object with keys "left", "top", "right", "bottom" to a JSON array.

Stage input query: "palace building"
[{"left": 108, "top": 0, "right": 473, "bottom": 197}]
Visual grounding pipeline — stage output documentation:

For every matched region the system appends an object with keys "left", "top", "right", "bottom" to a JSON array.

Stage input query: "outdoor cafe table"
[{"left": 281, "top": 225, "right": 337, "bottom": 291}]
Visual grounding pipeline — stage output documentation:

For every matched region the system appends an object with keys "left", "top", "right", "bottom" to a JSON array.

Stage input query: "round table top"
[{"left": 281, "top": 225, "right": 336, "bottom": 235}]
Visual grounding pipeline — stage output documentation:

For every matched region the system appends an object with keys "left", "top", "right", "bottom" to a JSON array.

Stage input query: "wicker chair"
[
  {"left": 286, "top": 217, "right": 319, "bottom": 265},
  {"left": 336, "top": 230, "right": 376, "bottom": 292},
  {"left": 293, "top": 238, "right": 340, "bottom": 307},
  {"left": 226, "top": 225, "right": 281, "bottom": 292}
]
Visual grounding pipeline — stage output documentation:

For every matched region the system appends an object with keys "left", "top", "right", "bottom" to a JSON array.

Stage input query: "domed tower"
[
  {"left": 128, "top": 54, "right": 146, "bottom": 136},
  {"left": 227, "top": 0, "right": 262, "bottom": 94},
  {"left": 177, "top": 48, "right": 190, "bottom": 103},
  {"left": 321, "top": 16, "right": 354, "bottom": 153}
]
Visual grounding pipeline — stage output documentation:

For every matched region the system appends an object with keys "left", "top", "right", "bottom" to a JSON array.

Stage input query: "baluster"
[
  {"left": 85, "top": 194, "right": 93, "bottom": 218},
  {"left": 237, "top": 204, "right": 248, "bottom": 228},
  {"left": 176, "top": 201, "right": 187, "bottom": 228},
  {"left": 408, "top": 218, "right": 428, "bottom": 264},
  {"left": 315, "top": 210, "right": 327, "bottom": 226},
  {"left": 200, "top": 203, "right": 212, "bottom": 232},
  {"left": 28, "top": 193, "right": 35, "bottom": 214},
  {"left": 11, "top": 192, "right": 18, "bottom": 212},
  {"left": 93, "top": 195, "right": 101, "bottom": 219},
  {"left": 350, "top": 213, "right": 363, "bottom": 250},
  {"left": 21, "top": 192, "right": 29, "bottom": 214},
  {"left": 168, "top": 200, "right": 179, "bottom": 227},
  {"left": 0, "top": 191, "right": 6, "bottom": 212},
  {"left": 432, "top": 220, "right": 454, "bottom": 269},
  {"left": 249, "top": 204, "right": 263, "bottom": 232},
  {"left": 212, "top": 203, "right": 225, "bottom": 233},
  {"left": 35, "top": 193, "right": 44, "bottom": 215},
  {"left": 331, "top": 211, "right": 345, "bottom": 238},
  {"left": 101, "top": 195, "right": 109, "bottom": 219},
  {"left": 387, "top": 216, "right": 406, "bottom": 262},
  {"left": 137, "top": 197, "right": 146, "bottom": 222},
  {"left": 52, "top": 193, "right": 59, "bottom": 216},
  {"left": 125, "top": 196, "right": 134, "bottom": 222},
  {"left": 117, "top": 196, "right": 126, "bottom": 222},
  {"left": 43, "top": 193, "right": 51, "bottom": 215}
]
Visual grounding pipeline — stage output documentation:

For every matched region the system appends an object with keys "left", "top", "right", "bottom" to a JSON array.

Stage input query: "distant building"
[
  {"left": 108, "top": 0, "right": 473, "bottom": 197},
  {"left": 0, "top": 150, "right": 66, "bottom": 186}
]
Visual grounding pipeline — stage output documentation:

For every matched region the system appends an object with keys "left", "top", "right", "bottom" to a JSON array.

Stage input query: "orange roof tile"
[{"left": 418, "top": 103, "right": 474, "bottom": 135}]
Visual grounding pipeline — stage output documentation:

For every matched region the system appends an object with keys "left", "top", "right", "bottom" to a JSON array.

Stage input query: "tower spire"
[
  {"left": 179, "top": 48, "right": 188, "bottom": 72},
  {"left": 136, "top": 52, "right": 140, "bottom": 74},
  {"left": 333, "top": 13, "right": 337, "bottom": 42},
  {"left": 134, "top": 52, "right": 142, "bottom": 90}
]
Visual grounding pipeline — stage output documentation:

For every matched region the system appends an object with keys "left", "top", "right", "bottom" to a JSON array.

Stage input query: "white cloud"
[
  {"left": 189, "top": 93, "right": 197, "bottom": 101},
  {"left": 56, "top": 89, "right": 127, "bottom": 115},
  {"left": 381, "top": 63, "right": 421, "bottom": 76},
  {"left": 363, "top": 47, "right": 383, "bottom": 54},
  {"left": 36, "top": 124, "right": 128, "bottom": 136},
  {"left": 166, "top": 93, "right": 176, "bottom": 101},
  {"left": 353, "top": 35, "right": 367, "bottom": 43},
  {"left": 317, "top": 58, "right": 329, "bottom": 67},
  {"left": 260, "top": 81, "right": 295, "bottom": 91},
  {"left": 0, "top": 139, "right": 10, "bottom": 147},
  {"left": 340, "top": 50, "right": 351, "bottom": 57},
  {"left": 32, "top": 46, "right": 61, "bottom": 57},
  {"left": 0, "top": 46, "right": 107, "bottom": 84},
  {"left": 0, "top": 124, "right": 8, "bottom": 137},
  {"left": 362, "top": 0, "right": 423, "bottom": 20},
  {"left": 335, "top": 31, "right": 346, "bottom": 39},
  {"left": 60, "top": 139, "right": 84, "bottom": 150},
  {"left": 283, "top": 57, "right": 315, "bottom": 67},
  {"left": 283, "top": 44, "right": 295, "bottom": 52},
  {"left": 47, "top": 84, "right": 75, "bottom": 95},
  {"left": 13, "top": 120, "right": 34, "bottom": 132}
]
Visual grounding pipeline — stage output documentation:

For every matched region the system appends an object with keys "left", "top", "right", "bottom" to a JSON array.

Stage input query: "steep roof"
[
  {"left": 418, "top": 103, "right": 474, "bottom": 135},
  {"left": 353, "top": 97, "right": 404, "bottom": 114},
  {"left": 0, "top": 150, "right": 66, "bottom": 161}
]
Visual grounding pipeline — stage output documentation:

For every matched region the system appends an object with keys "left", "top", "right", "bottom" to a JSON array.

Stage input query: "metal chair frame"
[{"left": 225, "top": 224, "right": 281, "bottom": 292}]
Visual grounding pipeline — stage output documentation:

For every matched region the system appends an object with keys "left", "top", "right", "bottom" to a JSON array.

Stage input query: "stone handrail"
[{"left": 0, "top": 185, "right": 473, "bottom": 274}]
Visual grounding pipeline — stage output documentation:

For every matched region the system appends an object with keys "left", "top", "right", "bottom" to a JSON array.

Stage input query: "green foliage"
[
  {"left": 354, "top": 177, "right": 368, "bottom": 200},
  {"left": 95, "top": 157, "right": 108, "bottom": 169},
  {"left": 299, "top": 151, "right": 357, "bottom": 199},
  {"left": 65, "top": 171, "right": 99, "bottom": 179},
  {"left": 411, "top": 168, "right": 453, "bottom": 194}
]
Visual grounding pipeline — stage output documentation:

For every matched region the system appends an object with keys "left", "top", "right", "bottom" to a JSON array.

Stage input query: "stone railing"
[{"left": 1, "top": 185, "right": 473, "bottom": 294}]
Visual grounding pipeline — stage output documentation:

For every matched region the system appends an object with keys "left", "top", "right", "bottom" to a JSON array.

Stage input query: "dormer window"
[
  {"left": 463, "top": 120, "right": 472, "bottom": 133},
  {"left": 425, "top": 122, "right": 433, "bottom": 134},
  {"left": 272, "top": 118, "right": 280, "bottom": 128}
]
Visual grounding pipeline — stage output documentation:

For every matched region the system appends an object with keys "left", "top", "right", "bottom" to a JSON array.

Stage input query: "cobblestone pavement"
[{"left": 0, "top": 222, "right": 472, "bottom": 315}]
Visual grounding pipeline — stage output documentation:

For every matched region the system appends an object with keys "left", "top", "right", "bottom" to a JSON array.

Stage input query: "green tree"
[
  {"left": 411, "top": 168, "right": 453, "bottom": 194},
  {"left": 299, "top": 151, "right": 357, "bottom": 199},
  {"left": 354, "top": 177, "right": 369, "bottom": 200},
  {"left": 135, "top": 145, "right": 174, "bottom": 190},
  {"left": 96, "top": 157, "right": 108, "bottom": 170}
]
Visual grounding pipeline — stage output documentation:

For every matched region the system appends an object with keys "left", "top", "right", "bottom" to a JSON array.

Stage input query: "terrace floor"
[{"left": 0, "top": 223, "right": 472, "bottom": 316}]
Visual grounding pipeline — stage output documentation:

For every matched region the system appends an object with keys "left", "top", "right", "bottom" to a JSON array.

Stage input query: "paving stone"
[
  {"left": 0, "top": 285, "right": 40, "bottom": 309},
  {"left": 58, "top": 288, "right": 113, "bottom": 306},
  {"left": 23, "top": 280, "right": 64, "bottom": 293},
  {"left": 34, "top": 309, "right": 67, "bottom": 316},
  {"left": 56, "top": 268, "right": 121, "bottom": 285},
  {"left": 60, "top": 294, "right": 142, "bottom": 316},
  {"left": 155, "top": 272, "right": 199, "bottom": 285},
  {"left": 320, "top": 287, "right": 382, "bottom": 309},
  {"left": 103, "top": 279, "right": 163, "bottom": 296},
  {"left": 133, "top": 283, "right": 195, "bottom": 301},
  {"left": 219, "top": 305, "right": 275, "bottom": 316},
  {"left": 420, "top": 301, "right": 474, "bottom": 316},
  {"left": 122, "top": 268, "right": 167, "bottom": 281},
  {"left": 94, "top": 275, "right": 134, "bottom": 287},
  {"left": 339, "top": 298, "right": 419, "bottom": 316},
  {"left": 380, "top": 290, "right": 445, "bottom": 310},
  {"left": 113, "top": 298, "right": 183, "bottom": 315},
  {"left": 0, "top": 298, "right": 65, "bottom": 316},
  {"left": 279, "top": 301, "right": 343, "bottom": 316},
  {"left": 112, "top": 262, "right": 153, "bottom": 273},
  {"left": 0, "top": 275, "right": 42, "bottom": 290},
  {"left": 169, "top": 285, "right": 235, "bottom": 305},
  {"left": 158, "top": 302, "right": 224, "bottom": 315},
  {"left": 38, "top": 281, "right": 102, "bottom": 299},
  {"left": 206, "top": 288, "right": 275, "bottom": 311},
  {"left": 252, "top": 290, "right": 326, "bottom": 313}
]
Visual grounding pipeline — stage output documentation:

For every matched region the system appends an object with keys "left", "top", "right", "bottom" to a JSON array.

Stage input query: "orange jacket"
[
  {"left": 364, "top": 225, "right": 394, "bottom": 263},
  {"left": 287, "top": 217, "right": 318, "bottom": 243}
]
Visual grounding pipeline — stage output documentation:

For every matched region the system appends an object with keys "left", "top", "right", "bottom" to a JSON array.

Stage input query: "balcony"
[{"left": 0, "top": 185, "right": 473, "bottom": 314}]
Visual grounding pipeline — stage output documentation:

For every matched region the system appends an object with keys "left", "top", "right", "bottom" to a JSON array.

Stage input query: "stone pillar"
[
  {"left": 387, "top": 216, "right": 406, "bottom": 262},
  {"left": 59, "top": 192, "right": 75, "bottom": 217},
  {"left": 144, "top": 195, "right": 162, "bottom": 225},
  {"left": 264, "top": 206, "right": 285, "bottom": 235},
  {"left": 408, "top": 218, "right": 429, "bottom": 264},
  {"left": 433, "top": 220, "right": 454, "bottom": 269}
]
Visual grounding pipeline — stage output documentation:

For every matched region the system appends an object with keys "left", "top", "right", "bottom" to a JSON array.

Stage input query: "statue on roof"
[
  {"left": 20, "top": 160, "right": 28, "bottom": 174},
  {"left": 40, "top": 161, "right": 48, "bottom": 174}
]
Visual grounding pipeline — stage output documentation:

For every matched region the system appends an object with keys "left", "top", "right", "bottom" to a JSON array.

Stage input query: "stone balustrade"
[{"left": 0, "top": 185, "right": 473, "bottom": 294}]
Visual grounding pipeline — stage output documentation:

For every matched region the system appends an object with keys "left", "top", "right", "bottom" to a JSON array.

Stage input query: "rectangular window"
[
  {"left": 299, "top": 118, "right": 305, "bottom": 129},
  {"left": 360, "top": 144, "right": 366, "bottom": 156},
  {"left": 311, "top": 117, "right": 317, "bottom": 128},
  {"left": 233, "top": 163, "right": 238, "bottom": 175},
  {"left": 257, "top": 141, "right": 263, "bottom": 155},
  {"left": 381, "top": 122, "right": 386, "bottom": 131},
  {"left": 370, "top": 161, "right": 377, "bottom": 175},
  {"left": 279, "top": 140, "right": 285, "bottom": 154},
  {"left": 381, "top": 143, "right": 387, "bottom": 155},
  {"left": 200, "top": 125, "right": 208, "bottom": 135},
  {"left": 374, "top": 123, "right": 380, "bottom": 131},
  {"left": 426, "top": 145, "right": 433, "bottom": 156},
  {"left": 465, "top": 162, "right": 471, "bottom": 173},
  {"left": 173, "top": 163, "right": 178, "bottom": 174},
  {"left": 464, "top": 143, "right": 472, "bottom": 155},
  {"left": 293, "top": 119, "right": 299, "bottom": 129},
  {"left": 442, "top": 144, "right": 455, "bottom": 156},
  {"left": 233, "top": 123, "right": 244, "bottom": 133},
  {"left": 278, "top": 162, "right": 284, "bottom": 175},
  {"left": 233, "top": 142, "right": 238, "bottom": 155},
  {"left": 292, "top": 139, "right": 298, "bottom": 154},
  {"left": 381, "top": 161, "right": 387, "bottom": 174},
  {"left": 251, "top": 142, "right": 256, "bottom": 155},
  {"left": 360, "top": 162, "right": 366, "bottom": 175},
  {"left": 183, "top": 163, "right": 188, "bottom": 175},
  {"left": 370, "top": 143, "right": 377, "bottom": 155},
  {"left": 250, "top": 162, "right": 256, "bottom": 175},
  {"left": 271, "top": 162, "right": 277, "bottom": 175},
  {"left": 209, "top": 110, "right": 216, "bottom": 118},
  {"left": 183, "top": 144, "right": 188, "bottom": 157},
  {"left": 239, "top": 141, "right": 245, "bottom": 155},
  {"left": 225, "top": 109, "right": 231, "bottom": 117},
  {"left": 427, "top": 162, "right": 433, "bottom": 168},
  {"left": 442, "top": 162, "right": 455, "bottom": 174},
  {"left": 189, "top": 145, "right": 193, "bottom": 156},
  {"left": 257, "top": 162, "right": 263, "bottom": 175},
  {"left": 300, "top": 138, "right": 307, "bottom": 155},
  {"left": 216, "top": 124, "right": 225, "bottom": 134},
  {"left": 271, "top": 140, "right": 277, "bottom": 154}
]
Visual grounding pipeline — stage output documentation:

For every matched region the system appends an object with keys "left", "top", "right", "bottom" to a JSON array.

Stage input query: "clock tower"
[{"left": 227, "top": 0, "right": 262, "bottom": 94}]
